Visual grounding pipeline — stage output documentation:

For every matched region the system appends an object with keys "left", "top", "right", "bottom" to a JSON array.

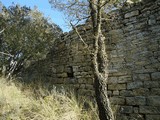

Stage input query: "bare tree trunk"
[
  {"left": 89, "top": 0, "right": 114, "bottom": 119},
  {"left": 92, "top": 34, "right": 114, "bottom": 120}
]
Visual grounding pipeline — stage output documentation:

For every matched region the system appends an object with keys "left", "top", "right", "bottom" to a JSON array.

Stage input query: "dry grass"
[{"left": 0, "top": 77, "right": 99, "bottom": 120}]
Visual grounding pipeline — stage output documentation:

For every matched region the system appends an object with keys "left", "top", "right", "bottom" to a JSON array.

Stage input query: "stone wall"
[{"left": 23, "top": 0, "right": 160, "bottom": 119}]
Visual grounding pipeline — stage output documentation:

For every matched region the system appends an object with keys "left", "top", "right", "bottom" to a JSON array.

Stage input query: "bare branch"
[
  {"left": 70, "top": 21, "right": 88, "bottom": 47},
  {"left": 101, "top": 0, "right": 111, "bottom": 8},
  {"left": 0, "top": 52, "right": 14, "bottom": 57},
  {"left": 0, "top": 29, "right": 5, "bottom": 34}
]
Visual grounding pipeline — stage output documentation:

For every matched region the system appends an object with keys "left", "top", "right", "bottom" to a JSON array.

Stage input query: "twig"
[
  {"left": 0, "top": 52, "right": 14, "bottom": 57},
  {"left": 0, "top": 29, "right": 5, "bottom": 34}
]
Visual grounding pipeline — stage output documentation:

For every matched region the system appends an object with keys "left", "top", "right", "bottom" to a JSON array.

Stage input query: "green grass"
[{"left": 0, "top": 77, "right": 99, "bottom": 120}]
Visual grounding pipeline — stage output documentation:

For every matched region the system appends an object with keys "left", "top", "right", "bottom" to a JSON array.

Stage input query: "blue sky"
[{"left": 0, "top": 0, "right": 70, "bottom": 32}]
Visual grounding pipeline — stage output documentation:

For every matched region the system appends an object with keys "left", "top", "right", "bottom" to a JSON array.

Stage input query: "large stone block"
[
  {"left": 127, "top": 82, "right": 143, "bottom": 89},
  {"left": 147, "top": 96, "right": 160, "bottom": 106},
  {"left": 108, "top": 84, "right": 126, "bottom": 90},
  {"left": 120, "top": 106, "right": 133, "bottom": 113},
  {"left": 133, "top": 88, "right": 149, "bottom": 96},
  {"left": 146, "top": 115, "right": 160, "bottom": 120},
  {"left": 126, "top": 96, "right": 146, "bottom": 105},
  {"left": 133, "top": 74, "right": 151, "bottom": 81},
  {"left": 113, "top": 90, "right": 119, "bottom": 96},
  {"left": 110, "top": 97, "right": 125, "bottom": 105},
  {"left": 120, "top": 90, "right": 134, "bottom": 97},
  {"left": 139, "top": 106, "right": 160, "bottom": 114},
  {"left": 144, "top": 81, "right": 159, "bottom": 88},
  {"left": 108, "top": 76, "right": 131, "bottom": 84},
  {"left": 129, "top": 114, "right": 144, "bottom": 120},
  {"left": 125, "top": 10, "right": 139, "bottom": 18}
]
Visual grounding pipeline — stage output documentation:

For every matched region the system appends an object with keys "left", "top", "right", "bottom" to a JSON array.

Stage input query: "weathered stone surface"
[
  {"left": 151, "top": 72, "right": 160, "bottom": 80},
  {"left": 108, "top": 77, "right": 118, "bottom": 84},
  {"left": 110, "top": 97, "right": 125, "bottom": 105},
  {"left": 126, "top": 96, "right": 146, "bottom": 105},
  {"left": 129, "top": 114, "right": 144, "bottom": 120},
  {"left": 133, "top": 88, "right": 149, "bottom": 96},
  {"left": 144, "top": 81, "right": 159, "bottom": 88},
  {"left": 151, "top": 88, "right": 160, "bottom": 95},
  {"left": 57, "top": 73, "right": 68, "bottom": 78},
  {"left": 133, "top": 74, "right": 151, "bottom": 81},
  {"left": 120, "top": 106, "right": 133, "bottom": 113},
  {"left": 148, "top": 19, "right": 156, "bottom": 25},
  {"left": 139, "top": 106, "right": 160, "bottom": 114},
  {"left": 120, "top": 90, "right": 134, "bottom": 97},
  {"left": 147, "top": 96, "right": 160, "bottom": 106},
  {"left": 125, "top": 10, "right": 139, "bottom": 18},
  {"left": 113, "top": 90, "right": 119, "bottom": 96},
  {"left": 146, "top": 115, "right": 160, "bottom": 120},
  {"left": 108, "top": 84, "right": 126, "bottom": 90},
  {"left": 133, "top": 107, "right": 139, "bottom": 113},
  {"left": 21, "top": 1, "right": 160, "bottom": 119},
  {"left": 127, "top": 82, "right": 143, "bottom": 89}
]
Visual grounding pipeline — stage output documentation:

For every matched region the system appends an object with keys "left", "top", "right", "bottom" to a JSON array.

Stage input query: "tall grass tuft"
[{"left": 0, "top": 77, "right": 99, "bottom": 120}]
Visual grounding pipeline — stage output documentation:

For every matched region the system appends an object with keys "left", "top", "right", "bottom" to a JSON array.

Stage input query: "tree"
[
  {"left": 0, "top": 4, "right": 62, "bottom": 78},
  {"left": 48, "top": 0, "right": 138, "bottom": 120}
]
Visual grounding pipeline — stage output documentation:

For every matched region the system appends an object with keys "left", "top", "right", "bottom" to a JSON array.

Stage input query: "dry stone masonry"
[{"left": 23, "top": 0, "right": 160, "bottom": 119}]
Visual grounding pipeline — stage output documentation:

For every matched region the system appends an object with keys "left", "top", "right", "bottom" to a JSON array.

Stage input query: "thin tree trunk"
[
  {"left": 89, "top": 0, "right": 115, "bottom": 119},
  {"left": 92, "top": 33, "right": 114, "bottom": 120}
]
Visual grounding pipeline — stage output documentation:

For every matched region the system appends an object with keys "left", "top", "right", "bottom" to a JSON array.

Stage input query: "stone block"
[
  {"left": 144, "top": 81, "right": 159, "bottom": 88},
  {"left": 129, "top": 114, "right": 144, "bottom": 120},
  {"left": 146, "top": 115, "right": 160, "bottom": 120},
  {"left": 133, "top": 74, "right": 151, "bottom": 81},
  {"left": 148, "top": 19, "right": 156, "bottom": 25},
  {"left": 126, "top": 96, "right": 146, "bottom": 105},
  {"left": 120, "top": 106, "right": 133, "bottom": 113},
  {"left": 133, "top": 107, "right": 139, "bottom": 113},
  {"left": 57, "top": 73, "right": 68, "bottom": 78},
  {"left": 125, "top": 10, "right": 139, "bottom": 18},
  {"left": 118, "top": 76, "right": 132, "bottom": 83},
  {"left": 133, "top": 88, "right": 149, "bottom": 96},
  {"left": 147, "top": 96, "right": 160, "bottom": 106},
  {"left": 113, "top": 90, "right": 119, "bottom": 96},
  {"left": 108, "top": 76, "right": 131, "bottom": 84},
  {"left": 108, "top": 77, "right": 118, "bottom": 84},
  {"left": 127, "top": 82, "right": 143, "bottom": 89},
  {"left": 139, "top": 106, "right": 160, "bottom": 114},
  {"left": 110, "top": 97, "right": 125, "bottom": 105},
  {"left": 107, "top": 91, "right": 112, "bottom": 96},
  {"left": 85, "top": 84, "right": 93, "bottom": 90},
  {"left": 108, "top": 84, "right": 126, "bottom": 90},
  {"left": 56, "top": 66, "right": 64, "bottom": 73},
  {"left": 116, "top": 114, "right": 128, "bottom": 120},
  {"left": 151, "top": 88, "right": 160, "bottom": 95},
  {"left": 151, "top": 72, "right": 160, "bottom": 80},
  {"left": 120, "top": 90, "right": 134, "bottom": 97}
]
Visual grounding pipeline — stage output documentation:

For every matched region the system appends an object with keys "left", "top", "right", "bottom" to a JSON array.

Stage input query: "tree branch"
[
  {"left": 0, "top": 29, "right": 5, "bottom": 34},
  {"left": 0, "top": 52, "right": 14, "bottom": 57},
  {"left": 70, "top": 21, "right": 88, "bottom": 47}
]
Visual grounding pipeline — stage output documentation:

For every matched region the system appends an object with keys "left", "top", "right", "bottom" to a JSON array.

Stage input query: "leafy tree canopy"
[{"left": 0, "top": 3, "right": 62, "bottom": 77}]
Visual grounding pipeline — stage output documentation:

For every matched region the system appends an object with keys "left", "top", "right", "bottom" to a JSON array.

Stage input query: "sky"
[{"left": 0, "top": 0, "right": 70, "bottom": 32}]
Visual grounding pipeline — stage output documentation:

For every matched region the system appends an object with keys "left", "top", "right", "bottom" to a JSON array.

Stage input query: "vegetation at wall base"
[{"left": 0, "top": 77, "right": 99, "bottom": 120}]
